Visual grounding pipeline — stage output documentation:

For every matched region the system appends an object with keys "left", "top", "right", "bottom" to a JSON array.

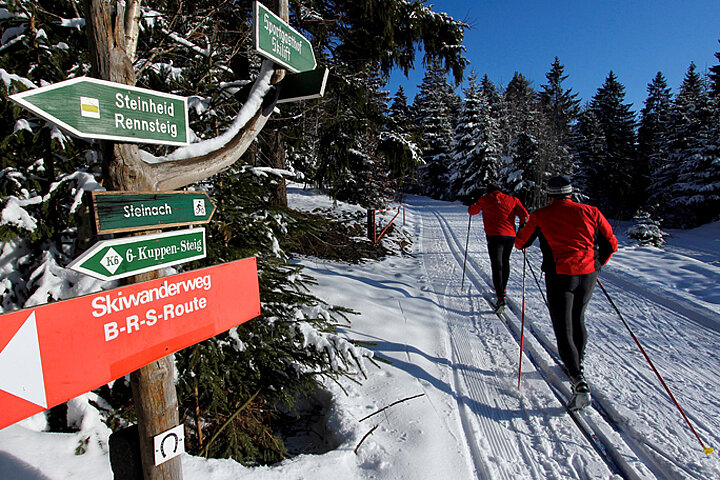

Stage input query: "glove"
[{"left": 468, "top": 204, "right": 481, "bottom": 216}]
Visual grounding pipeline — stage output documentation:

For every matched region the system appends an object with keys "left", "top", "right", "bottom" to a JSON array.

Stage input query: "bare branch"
[{"left": 358, "top": 393, "right": 425, "bottom": 423}]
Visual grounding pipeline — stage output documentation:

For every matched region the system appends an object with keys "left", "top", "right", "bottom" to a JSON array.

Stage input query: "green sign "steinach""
[
  {"left": 68, "top": 228, "right": 206, "bottom": 281},
  {"left": 91, "top": 191, "right": 216, "bottom": 234},
  {"left": 10, "top": 77, "right": 189, "bottom": 146}
]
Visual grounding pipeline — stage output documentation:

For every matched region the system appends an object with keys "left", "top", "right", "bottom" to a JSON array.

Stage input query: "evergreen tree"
[
  {"left": 285, "top": 0, "right": 468, "bottom": 205},
  {"left": 538, "top": 57, "right": 580, "bottom": 178},
  {"left": 626, "top": 210, "right": 668, "bottom": 248},
  {"left": 412, "top": 60, "right": 460, "bottom": 199},
  {"left": 500, "top": 72, "right": 544, "bottom": 208},
  {"left": 480, "top": 73, "right": 501, "bottom": 110},
  {"left": 638, "top": 72, "right": 673, "bottom": 202},
  {"left": 447, "top": 72, "right": 502, "bottom": 203},
  {"left": 708, "top": 39, "right": 720, "bottom": 97},
  {"left": 572, "top": 105, "right": 606, "bottom": 201},
  {"left": 650, "top": 63, "right": 720, "bottom": 227},
  {"left": 584, "top": 71, "right": 638, "bottom": 217},
  {"left": 378, "top": 86, "right": 423, "bottom": 199}
]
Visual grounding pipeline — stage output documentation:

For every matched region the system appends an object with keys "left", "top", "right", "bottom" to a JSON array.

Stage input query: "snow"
[{"left": 1, "top": 185, "right": 720, "bottom": 479}]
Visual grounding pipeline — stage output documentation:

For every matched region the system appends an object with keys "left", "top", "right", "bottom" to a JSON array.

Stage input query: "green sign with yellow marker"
[{"left": 10, "top": 77, "right": 189, "bottom": 146}]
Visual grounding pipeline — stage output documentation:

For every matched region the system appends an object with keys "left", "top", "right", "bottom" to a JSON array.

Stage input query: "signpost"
[
  {"left": 68, "top": 228, "right": 207, "bottom": 281},
  {"left": 253, "top": 1, "right": 316, "bottom": 73},
  {"left": 277, "top": 67, "right": 329, "bottom": 104},
  {"left": 90, "top": 191, "right": 216, "bottom": 234},
  {"left": 0, "top": 258, "right": 260, "bottom": 430},
  {"left": 9, "top": 77, "right": 190, "bottom": 146}
]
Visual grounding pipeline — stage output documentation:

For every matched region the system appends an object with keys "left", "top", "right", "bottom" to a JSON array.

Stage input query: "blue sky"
[{"left": 387, "top": 1, "right": 720, "bottom": 111}]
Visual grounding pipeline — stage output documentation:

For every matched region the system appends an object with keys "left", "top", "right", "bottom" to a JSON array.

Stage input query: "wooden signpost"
[{"left": 5, "top": 2, "right": 318, "bottom": 478}]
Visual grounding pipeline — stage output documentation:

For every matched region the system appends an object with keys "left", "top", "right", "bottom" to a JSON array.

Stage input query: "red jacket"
[
  {"left": 468, "top": 190, "right": 529, "bottom": 237},
  {"left": 515, "top": 199, "right": 618, "bottom": 275}
]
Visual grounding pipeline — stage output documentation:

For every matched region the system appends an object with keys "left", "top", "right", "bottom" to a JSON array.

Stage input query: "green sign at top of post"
[
  {"left": 10, "top": 77, "right": 189, "bottom": 146},
  {"left": 254, "top": 1, "right": 316, "bottom": 73}
]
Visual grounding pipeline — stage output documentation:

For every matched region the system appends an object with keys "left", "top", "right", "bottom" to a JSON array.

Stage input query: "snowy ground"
[{"left": 1, "top": 185, "right": 720, "bottom": 479}]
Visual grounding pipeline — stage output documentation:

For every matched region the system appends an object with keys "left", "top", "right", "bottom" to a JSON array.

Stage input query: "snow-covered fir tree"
[
  {"left": 638, "top": 72, "right": 673, "bottom": 200},
  {"left": 446, "top": 73, "right": 502, "bottom": 203},
  {"left": 626, "top": 210, "right": 669, "bottom": 248},
  {"left": 499, "top": 72, "right": 545, "bottom": 208},
  {"left": 650, "top": 63, "right": 720, "bottom": 227},
  {"left": 412, "top": 60, "right": 461, "bottom": 200},
  {"left": 578, "top": 71, "right": 638, "bottom": 217},
  {"left": 708, "top": 39, "right": 720, "bottom": 97},
  {"left": 538, "top": 57, "right": 580, "bottom": 180},
  {"left": 377, "top": 86, "right": 423, "bottom": 199}
]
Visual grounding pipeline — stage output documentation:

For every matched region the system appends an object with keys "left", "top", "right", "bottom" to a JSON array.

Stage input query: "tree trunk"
[{"left": 84, "top": 1, "right": 182, "bottom": 478}]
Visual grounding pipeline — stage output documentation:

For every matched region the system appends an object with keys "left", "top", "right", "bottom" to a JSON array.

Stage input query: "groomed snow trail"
[{"left": 406, "top": 195, "right": 720, "bottom": 480}]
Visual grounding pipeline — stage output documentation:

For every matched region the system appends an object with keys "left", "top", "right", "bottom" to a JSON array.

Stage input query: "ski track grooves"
[{"left": 416, "top": 203, "right": 664, "bottom": 480}]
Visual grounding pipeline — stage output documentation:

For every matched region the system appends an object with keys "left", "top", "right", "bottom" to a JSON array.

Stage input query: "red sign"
[{"left": 0, "top": 258, "right": 260, "bottom": 430}]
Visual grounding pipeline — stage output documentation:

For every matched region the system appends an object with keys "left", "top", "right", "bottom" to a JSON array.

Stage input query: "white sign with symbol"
[
  {"left": 154, "top": 424, "right": 185, "bottom": 466},
  {"left": 193, "top": 198, "right": 205, "bottom": 216}
]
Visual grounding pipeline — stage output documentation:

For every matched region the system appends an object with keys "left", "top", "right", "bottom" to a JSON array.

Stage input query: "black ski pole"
[
  {"left": 460, "top": 215, "right": 472, "bottom": 292},
  {"left": 525, "top": 255, "right": 548, "bottom": 308},
  {"left": 597, "top": 278, "right": 714, "bottom": 456}
]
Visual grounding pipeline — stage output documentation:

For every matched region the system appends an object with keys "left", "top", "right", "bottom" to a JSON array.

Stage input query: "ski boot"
[
  {"left": 568, "top": 376, "right": 591, "bottom": 412},
  {"left": 493, "top": 297, "right": 506, "bottom": 315}
]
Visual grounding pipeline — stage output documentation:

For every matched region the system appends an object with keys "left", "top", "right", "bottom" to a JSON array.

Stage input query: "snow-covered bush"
[{"left": 626, "top": 210, "right": 669, "bottom": 247}]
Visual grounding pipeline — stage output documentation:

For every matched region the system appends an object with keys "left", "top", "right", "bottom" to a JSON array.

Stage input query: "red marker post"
[{"left": 0, "top": 257, "right": 260, "bottom": 430}]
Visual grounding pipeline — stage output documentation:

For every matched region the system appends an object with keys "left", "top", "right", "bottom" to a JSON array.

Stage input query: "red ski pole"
[
  {"left": 460, "top": 215, "right": 472, "bottom": 292},
  {"left": 597, "top": 278, "right": 714, "bottom": 456},
  {"left": 518, "top": 249, "right": 527, "bottom": 389}
]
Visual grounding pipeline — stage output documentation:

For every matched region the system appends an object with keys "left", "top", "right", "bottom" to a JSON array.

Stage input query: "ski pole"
[
  {"left": 518, "top": 248, "right": 527, "bottom": 389},
  {"left": 526, "top": 254, "right": 548, "bottom": 308},
  {"left": 460, "top": 215, "right": 472, "bottom": 292},
  {"left": 596, "top": 278, "right": 714, "bottom": 456}
]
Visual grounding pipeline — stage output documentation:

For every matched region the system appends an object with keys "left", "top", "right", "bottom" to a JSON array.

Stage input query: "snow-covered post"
[
  {"left": 83, "top": 1, "right": 183, "bottom": 479},
  {"left": 81, "top": 0, "right": 280, "bottom": 477}
]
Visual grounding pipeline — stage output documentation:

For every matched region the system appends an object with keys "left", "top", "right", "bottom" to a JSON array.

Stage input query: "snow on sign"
[
  {"left": 9, "top": 77, "right": 189, "bottom": 146},
  {"left": 0, "top": 258, "right": 260, "bottom": 430}
]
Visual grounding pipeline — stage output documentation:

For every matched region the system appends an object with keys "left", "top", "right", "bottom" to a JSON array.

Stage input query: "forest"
[{"left": 0, "top": 0, "right": 718, "bottom": 467}]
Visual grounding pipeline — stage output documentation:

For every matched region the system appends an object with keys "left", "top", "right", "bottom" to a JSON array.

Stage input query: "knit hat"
[
  {"left": 485, "top": 183, "right": 502, "bottom": 194},
  {"left": 546, "top": 175, "right": 573, "bottom": 196}
]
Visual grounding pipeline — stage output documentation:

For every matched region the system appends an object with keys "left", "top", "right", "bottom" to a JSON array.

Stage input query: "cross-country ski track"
[{"left": 400, "top": 195, "right": 720, "bottom": 479}]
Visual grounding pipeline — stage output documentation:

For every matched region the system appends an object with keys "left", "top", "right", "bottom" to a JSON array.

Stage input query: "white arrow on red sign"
[{"left": 0, "top": 258, "right": 260, "bottom": 429}]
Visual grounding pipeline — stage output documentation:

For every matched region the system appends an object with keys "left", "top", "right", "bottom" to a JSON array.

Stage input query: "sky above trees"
[{"left": 388, "top": 0, "right": 720, "bottom": 109}]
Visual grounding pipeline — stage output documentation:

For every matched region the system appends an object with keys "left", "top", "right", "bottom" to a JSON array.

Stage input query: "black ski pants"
[
  {"left": 486, "top": 235, "right": 515, "bottom": 300},
  {"left": 545, "top": 271, "right": 598, "bottom": 380}
]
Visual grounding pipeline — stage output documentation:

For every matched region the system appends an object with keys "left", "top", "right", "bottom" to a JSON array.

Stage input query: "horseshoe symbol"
[{"left": 160, "top": 432, "right": 179, "bottom": 458}]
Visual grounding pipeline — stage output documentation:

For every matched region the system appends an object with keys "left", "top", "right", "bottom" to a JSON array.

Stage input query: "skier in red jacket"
[
  {"left": 468, "top": 184, "right": 529, "bottom": 314},
  {"left": 515, "top": 175, "right": 618, "bottom": 411}
]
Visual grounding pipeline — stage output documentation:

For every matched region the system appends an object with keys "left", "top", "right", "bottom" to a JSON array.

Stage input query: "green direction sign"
[
  {"left": 254, "top": 1, "right": 316, "bottom": 73},
  {"left": 91, "top": 191, "right": 216, "bottom": 235},
  {"left": 277, "top": 68, "right": 329, "bottom": 104},
  {"left": 10, "top": 77, "right": 189, "bottom": 146},
  {"left": 68, "top": 228, "right": 206, "bottom": 281}
]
